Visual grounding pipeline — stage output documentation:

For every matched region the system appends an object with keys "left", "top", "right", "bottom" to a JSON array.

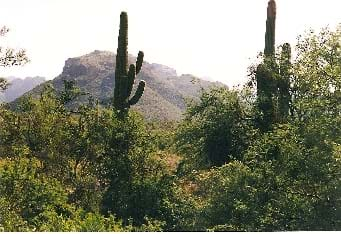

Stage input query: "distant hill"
[
  {"left": 0, "top": 76, "right": 46, "bottom": 103},
  {"left": 19, "top": 50, "right": 226, "bottom": 121}
]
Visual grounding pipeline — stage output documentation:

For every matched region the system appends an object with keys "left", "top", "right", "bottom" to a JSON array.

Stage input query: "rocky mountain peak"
[{"left": 16, "top": 50, "right": 227, "bottom": 120}]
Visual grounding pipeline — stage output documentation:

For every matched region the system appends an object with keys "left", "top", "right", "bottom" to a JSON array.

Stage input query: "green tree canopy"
[{"left": 176, "top": 87, "right": 255, "bottom": 169}]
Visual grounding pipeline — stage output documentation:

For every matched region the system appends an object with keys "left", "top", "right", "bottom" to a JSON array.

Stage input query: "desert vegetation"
[{"left": 0, "top": 0, "right": 340, "bottom": 231}]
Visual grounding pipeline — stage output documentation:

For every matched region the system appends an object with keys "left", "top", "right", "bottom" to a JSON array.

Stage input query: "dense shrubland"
[{"left": 0, "top": 1, "right": 340, "bottom": 231}]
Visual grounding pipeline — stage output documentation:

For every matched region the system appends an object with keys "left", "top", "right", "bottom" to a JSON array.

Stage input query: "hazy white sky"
[{"left": 1, "top": 0, "right": 340, "bottom": 86}]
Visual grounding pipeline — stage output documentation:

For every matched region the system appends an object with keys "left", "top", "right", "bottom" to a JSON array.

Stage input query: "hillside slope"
[
  {"left": 0, "top": 76, "right": 45, "bottom": 103},
  {"left": 23, "top": 50, "right": 226, "bottom": 120}
]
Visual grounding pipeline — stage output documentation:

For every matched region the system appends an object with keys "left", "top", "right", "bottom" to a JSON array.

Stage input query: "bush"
[
  {"left": 0, "top": 158, "right": 72, "bottom": 230},
  {"left": 176, "top": 87, "right": 255, "bottom": 169},
  {"left": 199, "top": 124, "right": 341, "bottom": 231}
]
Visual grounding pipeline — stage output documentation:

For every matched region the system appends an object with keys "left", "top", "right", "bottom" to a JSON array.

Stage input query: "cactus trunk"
[{"left": 264, "top": 0, "right": 276, "bottom": 56}]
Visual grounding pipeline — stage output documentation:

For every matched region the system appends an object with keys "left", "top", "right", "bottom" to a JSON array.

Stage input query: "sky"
[{"left": 0, "top": 0, "right": 340, "bottom": 86}]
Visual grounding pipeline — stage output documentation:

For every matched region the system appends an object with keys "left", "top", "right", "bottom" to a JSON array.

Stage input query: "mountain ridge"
[
  {"left": 14, "top": 50, "right": 227, "bottom": 120},
  {"left": 0, "top": 76, "right": 46, "bottom": 103}
]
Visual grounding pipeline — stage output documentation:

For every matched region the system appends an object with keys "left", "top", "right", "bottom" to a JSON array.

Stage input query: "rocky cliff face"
[{"left": 24, "top": 50, "right": 226, "bottom": 121}]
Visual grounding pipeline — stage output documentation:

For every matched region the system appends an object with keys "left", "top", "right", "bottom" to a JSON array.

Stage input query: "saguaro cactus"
[
  {"left": 256, "top": 0, "right": 278, "bottom": 131},
  {"left": 113, "top": 12, "right": 145, "bottom": 112},
  {"left": 256, "top": 0, "right": 292, "bottom": 130}
]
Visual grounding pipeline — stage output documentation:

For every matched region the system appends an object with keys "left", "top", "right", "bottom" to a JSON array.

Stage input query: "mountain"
[
  {"left": 21, "top": 50, "right": 226, "bottom": 121},
  {"left": 0, "top": 76, "right": 46, "bottom": 103}
]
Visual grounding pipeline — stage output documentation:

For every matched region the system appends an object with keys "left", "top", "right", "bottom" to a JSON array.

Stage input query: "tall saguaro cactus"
[
  {"left": 256, "top": 0, "right": 292, "bottom": 130},
  {"left": 256, "top": 0, "right": 278, "bottom": 131},
  {"left": 114, "top": 12, "right": 145, "bottom": 112}
]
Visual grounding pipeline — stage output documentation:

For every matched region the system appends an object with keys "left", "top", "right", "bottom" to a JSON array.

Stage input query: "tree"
[
  {"left": 0, "top": 26, "right": 28, "bottom": 67},
  {"left": 0, "top": 26, "right": 29, "bottom": 91},
  {"left": 292, "top": 25, "right": 341, "bottom": 137},
  {"left": 174, "top": 25, "right": 341, "bottom": 231},
  {"left": 176, "top": 87, "right": 255, "bottom": 169},
  {"left": 0, "top": 158, "right": 165, "bottom": 232},
  {"left": 0, "top": 81, "right": 172, "bottom": 227},
  {"left": 199, "top": 124, "right": 340, "bottom": 231},
  {"left": 0, "top": 78, "right": 7, "bottom": 91}
]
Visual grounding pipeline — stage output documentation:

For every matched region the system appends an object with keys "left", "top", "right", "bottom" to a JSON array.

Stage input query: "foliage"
[
  {"left": 0, "top": 158, "right": 72, "bottom": 230},
  {"left": 33, "top": 210, "right": 164, "bottom": 232},
  {"left": 158, "top": 175, "right": 204, "bottom": 231},
  {"left": 0, "top": 82, "right": 171, "bottom": 230},
  {"left": 147, "top": 120, "right": 177, "bottom": 151},
  {"left": 0, "top": 26, "right": 29, "bottom": 68},
  {"left": 176, "top": 87, "right": 255, "bottom": 168},
  {"left": 96, "top": 111, "right": 173, "bottom": 224},
  {"left": 0, "top": 77, "right": 8, "bottom": 91},
  {"left": 0, "top": 86, "right": 75, "bottom": 182},
  {"left": 0, "top": 7, "right": 340, "bottom": 232},
  {"left": 0, "top": 26, "right": 29, "bottom": 92},
  {"left": 292, "top": 25, "right": 341, "bottom": 126},
  {"left": 186, "top": 123, "right": 340, "bottom": 231},
  {"left": 173, "top": 25, "right": 341, "bottom": 231},
  {"left": 0, "top": 158, "right": 165, "bottom": 231}
]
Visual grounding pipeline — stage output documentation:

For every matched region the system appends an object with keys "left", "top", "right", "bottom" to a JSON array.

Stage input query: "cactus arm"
[
  {"left": 280, "top": 43, "right": 291, "bottom": 66},
  {"left": 113, "top": 73, "right": 120, "bottom": 108},
  {"left": 127, "top": 64, "right": 136, "bottom": 98},
  {"left": 278, "top": 43, "right": 292, "bottom": 120},
  {"left": 128, "top": 80, "right": 145, "bottom": 106},
  {"left": 136, "top": 51, "right": 144, "bottom": 74}
]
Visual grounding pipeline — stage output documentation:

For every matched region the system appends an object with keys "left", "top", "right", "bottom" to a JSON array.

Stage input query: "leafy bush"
[
  {"left": 197, "top": 124, "right": 341, "bottom": 231},
  {"left": 0, "top": 158, "right": 72, "bottom": 230},
  {"left": 176, "top": 87, "right": 255, "bottom": 169}
]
